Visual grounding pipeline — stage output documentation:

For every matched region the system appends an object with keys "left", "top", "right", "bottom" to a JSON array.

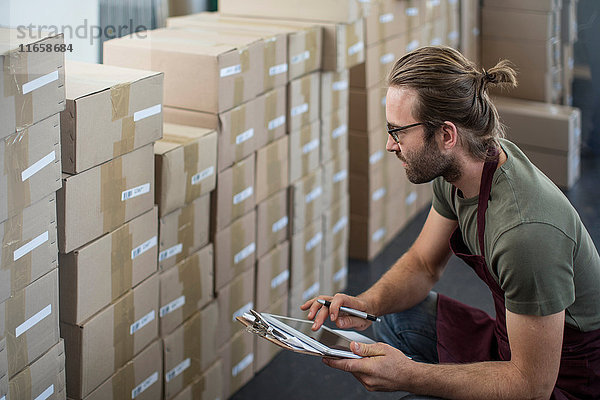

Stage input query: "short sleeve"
[
  {"left": 492, "top": 223, "right": 576, "bottom": 316},
  {"left": 432, "top": 177, "right": 457, "bottom": 220}
]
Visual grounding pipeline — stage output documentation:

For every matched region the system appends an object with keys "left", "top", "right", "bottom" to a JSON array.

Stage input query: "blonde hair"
[{"left": 387, "top": 46, "right": 517, "bottom": 160}]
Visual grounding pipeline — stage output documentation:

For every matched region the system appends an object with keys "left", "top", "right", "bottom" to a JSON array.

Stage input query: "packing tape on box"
[
  {"left": 232, "top": 159, "right": 247, "bottom": 216},
  {"left": 269, "top": 245, "right": 288, "bottom": 301},
  {"left": 230, "top": 103, "right": 249, "bottom": 162},
  {"left": 177, "top": 202, "right": 196, "bottom": 263},
  {"left": 232, "top": 48, "right": 251, "bottom": 107},
  {"left": 231, "top": 326, "right": 253, "bottom": 383},
  {"left": 177, "top": 252, "right": 203, "bottom": 320},
  {"left": 191, "top": 373, "right": 207, "bottom": 398},
  {"left": 110, "top": 223, "right": 133, "bottom": 301},
  {"left": 266, "top": 194, "right": 284, "bottom": 254},
  {"left": 2, "top": 213, "right": 32, "bottom": 305},
  {"left": 299, "top": 75, "right": 311, "bottom": 126},
  {"left": 113, "top": 116, "right": 135, "bottom": 158},
  {"left": 183, "top": 141, "right": 200, "bottom": 203},
  {"left": 300, "top": 125, "right": 312, "bottom": 177},
  {"left": 101, "top": 157, "right": 127, "bottom": 233},
  {"left": 113, "top": 292, "right": 135, "bottom": 370},
  {"left": 3, "top": 49, "right": 34, "bottom": 129},
  {"left": 266, "top": 141, "right": 283, "bottom": 198},
  {"left": 4, "top": 128, "right": 32, "bottom": 217},
  {"left": 181, "top": 313, "right": 202, "bottom": 385},
  {"left": 263, "top": 37, "right": 277, "bottom": 90},
  {"left": 113, "top": 359, "right": 134, "bottom": 400},
  {"left": 345, "top": 21, "right": 364, "bottom": 69},
  {"left": 265, "top": 89, "right": 285, "bottom": 135},
  {"left": 305, "top": 29, "right": 319, "bottom": 74},
  {"left": 6, "top": 288, "right": 28, "bottom": 376},
  {"left": 111, "top": 83, "right": 134, "bottom": 158}
]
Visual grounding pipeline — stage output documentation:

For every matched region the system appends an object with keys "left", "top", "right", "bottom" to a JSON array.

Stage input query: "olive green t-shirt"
[{"left": 432, "top": 139, "right": 600, "bottom": 331}]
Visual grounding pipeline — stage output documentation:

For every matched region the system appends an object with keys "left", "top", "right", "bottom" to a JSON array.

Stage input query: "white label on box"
[
  {"left": 13, "top": 230, "right": 48, "bottom": 261},
  {"left": 333, "top": 169, "right": 347, "bottom": 183},
  {"left": 472, "top": 27, "right": 480, "bottom": 36},
  {"left": 268, "top": 115, "right": 286, "bottom": 130},
  {"left": 332, "top": 216, "right": 348, "bottom": 235},
  {"left": 332, "top": 80, "right": 348, "bottom": 91},
  {"left": 272, "top": 216, "right": 289, "bottom": 233},
  {"left": 134, "top": 104, "right": 162, "bottom": 122},
  {"left": 407, "top": 40, "right": 419, "bottom": 52},
  {"left": 449, "top": 0, "right": 457, "bottom": 4},
  {"left": 233, "top": 186, "right": 253, "bottom": 205},
  {"left": 236, "top": 128, "right": 254, "bottom": 145},
  {"left": 372, "top": 187, "right": 386, "bottom": 201},
  {"left": 22, "top": 70, "right": 59, "bottom": 94},
  {"left": 448, "top": 31, "right": 459, "bottom": 42},
  {"left": 234, "top": 242, "right": 256, "bottom": 264},
  {"left": 348, "top": 41, "right": 364, "bottom": 56},
  {"left": 130, "top": 310, "right": 155, "bottom": 335},
  {"left": 372, "top": 228, "right": 386, "bottom": 242},
  {"left": 291, "top": 103, "right": 309, "bottom": 117},
  {"left": 269, "top": 63, "right": 288, "bottom": 76},
  {"left": 291, "top": 50, "right": 310, "bottom": 64},
  {"left": 379, "top": 13, "right": 394, "bottom": 23},
  {"left": 405, "top": 191, "right": 417, "bottom": 205},
  {"left": 121, "top": 183, "right": 150, "bottom": 201},
  {"left": 160, "top": 295, "right": 186, "bottom": 317},
  {"left": 380, "top": 53, "right": 395, "bottom": 65},
  {"left": 192, "top": 166, "right": 214, "bottom": 185},
  {"left": 302, "top": 138, "right": 319, "bottom": 154},
  {"left": 159, "top": 243, "right": 183, "bottom": 262},
  {"left": 305, "top": 186, "right": 323, "bottom": 204},
  {"left": 132, "top": 372, "right": 158, "bottom": 399},
  {"left": 232, "top": 302, "right": 254, "bottom": 322},
  {"left": 381, "top": 96, "right": 386, "bottom": 106},
  {"left": 232, "top": 353, "right": 254, "bottom": 377},
  {"left": 15, "top": 304, "right": 51, "bottom": 338},
  {"left": 334, "top": 266, "right": 348, "bottom": 283},
  {"left": 332, "top": 124, "right": 347, "bottom": 139},
  {"left": 34, "top": 384, "right": 54, "bottom": 400},
  {"left": 166, "top": 358, "right": 191, "bottom": 382},
  {"left": 131, "top": 236, "right": 157, "bottom": 260},
  {"left": 21, "top": 151, "right": 55, "bottom": 182},
  {"left": 302, "top": 282, "right": 320, "bottom": 302},
  {"left": 406, "top": 7, "right": 419, "bottom": 16},
  {"left": 305, "top": 232, "right": 323, "bottom": 252},
  {"left": 370, "top": 150, "right": 384, "bottom": 165},
  {"left": 271, "top": 270, "right": 290, "bottom": 289},
  {"left": 429, "top": 0, "right": 440, "bottom": 6},
  {"left": 430, "top": 37, "right": 442, "bottom": 46},
  {"left": 220, "top": 64, "right": 242, "bottom": 77}
]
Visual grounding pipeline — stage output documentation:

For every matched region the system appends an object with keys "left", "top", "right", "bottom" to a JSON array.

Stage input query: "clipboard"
[{"left": 236, "top": 309, "right": 374, "bottom": 359}]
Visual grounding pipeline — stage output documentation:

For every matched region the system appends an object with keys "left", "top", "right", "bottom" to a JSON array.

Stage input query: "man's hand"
[
  {"left": 300, "top": 293, "right": 374, "bottom": 331},
  {"left": 323, "top": 341, "right": 414, "bottom": 392}
]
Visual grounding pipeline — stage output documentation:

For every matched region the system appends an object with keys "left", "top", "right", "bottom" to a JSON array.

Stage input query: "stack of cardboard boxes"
[
  {"left": 0, "top": 29, "right": 66, "bottom": 399},
  {"left": 57, "top": 60, "right": 164, "bottom": 399}
]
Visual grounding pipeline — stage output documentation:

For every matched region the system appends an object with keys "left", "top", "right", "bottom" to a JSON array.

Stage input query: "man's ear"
[{"left": 440, "top": 121, "right": 458, "bottom": 150}]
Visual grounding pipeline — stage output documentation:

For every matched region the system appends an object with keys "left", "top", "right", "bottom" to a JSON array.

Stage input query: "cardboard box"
[
  {"left": 256, "top": 189, "right": 289, "bottom": 259},
  {"left": 211, "top": 153, "right": 256, "bottom": 233},
  {"left": 1, "top": 268, "right": 60, "bottom": 378},
  {"left": 490, "top": 66, "right": 562, "bottom": 106},
  {"left": 323, "top": 196, "right": 349, "bottom": 257},
  {"left": 323, "top": 152, "right": 349, "bottom": 208},
  {"left": 163, "top": 302, "right": 219, "bottom": 399},
  {"left": 349, "top": 86, "right": 387, "bottom": 132},
  {"left": 321, "top": 241, "right": 349, "bottom": 296},
  {"left": 214, "top": 210, "right": 257, "bottom": 291},
  {"left": 170, "top": 360, "right": 222, "bottom": 400},
  {"left": 290, "top": 167, "right": 323, "bottom": 234},
  {"left": 159, "top": 244, "right": 214, "bottom": 336},
  {"left": 0, "top": 194, "right": 57, "bottom": 304},
  {"left": 219, "top": 0, "right": 363, "bottom": 23},
  {"left": 348, "top": 127, "right": 389, "bottom": 175},
  {"left": 255, "top": 241, "right": 290, "bottom": 312},
  {"left": 57, "top": 144, "right": 154, "bottom": 253},
  {"left": 517, "top": 143, "right": 580, "bottom": 190},
  {"left": 460, "top": 0, "right": 481, "bottom": 65},
  {"left": 7, "top": 339, "right": 65, "bottom": 400},
  {"left": 288, "top": 120, "right": 321, "bottom": 183},
  {"left": 155, "top": 125, "right": 217, "bottom": 216},
  {"left": 482, "top": 7, "right": 558, "bottom": 42},
  {"left": 61, "top": 60, "right": 163, "bottom": 174},
  {"left": 0, "top": 29, "right": 65, "bottom": 139},
  {"left": 0, "top": 113, "right": 62, "bottom": 223},
  {"left": 289, "top": 268, "right": 320, "bottom": 319},
  {"left": 159, "top": 193, "right": 210, "bottom": 271},
  {"left": 482, "top": 37, "right": 560, "bottom": 73},
  {"left": 218, "top": 329, "right": 254, "bottom": 399},
  {"left": 61, "top": 273, "right": 159, "bottom": 399},
  {"left": 254, "top": 294, "right": 288, "bottom": 372},
  {"left": 404, "top": 0, "right": 425, "bottom": 32},
  {"left": 321, "top": 107, "right": 349, "bottom": 164},
  {"left": 350, "top": 35, "right": 406, "bottom": 89},
  {"left": 103, "top": 28, "right": 262, "bottom": 114},
  {"left": 446, "top": 0, "right": 461, "bottom": 48},
  {"left": 217, "top": 267, "right": 255, "bottom": 348},
  {"left": 260, "top": 85, "right": 288, "bottom": 148},
  {"left": 349, "top": 209, "right": 388, "bottom": 261},
  {"left": 349, "top": 167, "right": 387, "bottom": 218},
  {"left": 483, "top": 0, "right": 560, "bottom": 12},
  {"left": 84, "top": 340, "right": 162, "bottom": 400},
  {"left": 360, "top": 0, "right": 407, "bottom": 46},
  {"left": 256, "top": 135, "right": 289, "bottom": 204},
  {"left": 288, "top": 72, "right": 320, "bottom": 132},
  {"left": 166, "top": 12, "right": 322, "bottom": 81},
  {"left": 290, "top": 218, "right": 323, "bottom": 290},
  {"left": 59, "top": 207, "right": 158, "bottom": 325},
  {"left": 321, "top": 69, "right": 349, "bottom": 118}
]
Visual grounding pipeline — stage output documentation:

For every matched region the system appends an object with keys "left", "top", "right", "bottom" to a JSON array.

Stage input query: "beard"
[{"left": 396, "top": 137, "right": 461, "bottom": 184}]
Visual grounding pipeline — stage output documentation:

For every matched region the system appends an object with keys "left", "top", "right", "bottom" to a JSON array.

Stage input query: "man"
[{"left": 302, "top": 46, "right": 600, "bottom": 399}]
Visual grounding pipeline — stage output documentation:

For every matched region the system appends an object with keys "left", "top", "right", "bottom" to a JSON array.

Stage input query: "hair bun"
[{"left": 482, "top": 60, "right": 518, "bottom": 89}]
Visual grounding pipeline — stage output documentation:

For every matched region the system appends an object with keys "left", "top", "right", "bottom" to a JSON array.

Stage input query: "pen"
[{"left": 317, "top": 299, "right": 381, "bottom": 322}]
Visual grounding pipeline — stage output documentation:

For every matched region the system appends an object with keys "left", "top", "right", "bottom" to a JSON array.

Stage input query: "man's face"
[{"left": 385, "top": 87, "right": 460, "bottom": 184}]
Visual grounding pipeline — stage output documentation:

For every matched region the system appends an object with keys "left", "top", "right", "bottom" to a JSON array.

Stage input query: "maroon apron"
[{"left": 436, "top": 150, "right": 600, "bottom": 399}]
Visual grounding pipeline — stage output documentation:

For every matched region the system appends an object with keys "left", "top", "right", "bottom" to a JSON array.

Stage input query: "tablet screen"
[{"left": 268, "top": 315, "right": 354, "bottom": 352}]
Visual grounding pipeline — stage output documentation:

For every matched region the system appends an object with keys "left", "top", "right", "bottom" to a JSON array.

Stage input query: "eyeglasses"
[{"left": 387, "top": 122, "right": 424, "bottom": 143}]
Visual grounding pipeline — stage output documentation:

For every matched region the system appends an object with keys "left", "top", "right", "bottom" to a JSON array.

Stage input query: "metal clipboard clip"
[{"left": 245, "top": 309, "right": 290, "bottom": 342}]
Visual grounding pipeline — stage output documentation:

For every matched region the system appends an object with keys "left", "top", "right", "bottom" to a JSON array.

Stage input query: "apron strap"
[{"left": 477, "top": 146, "right": 500, "bottom": 259}]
